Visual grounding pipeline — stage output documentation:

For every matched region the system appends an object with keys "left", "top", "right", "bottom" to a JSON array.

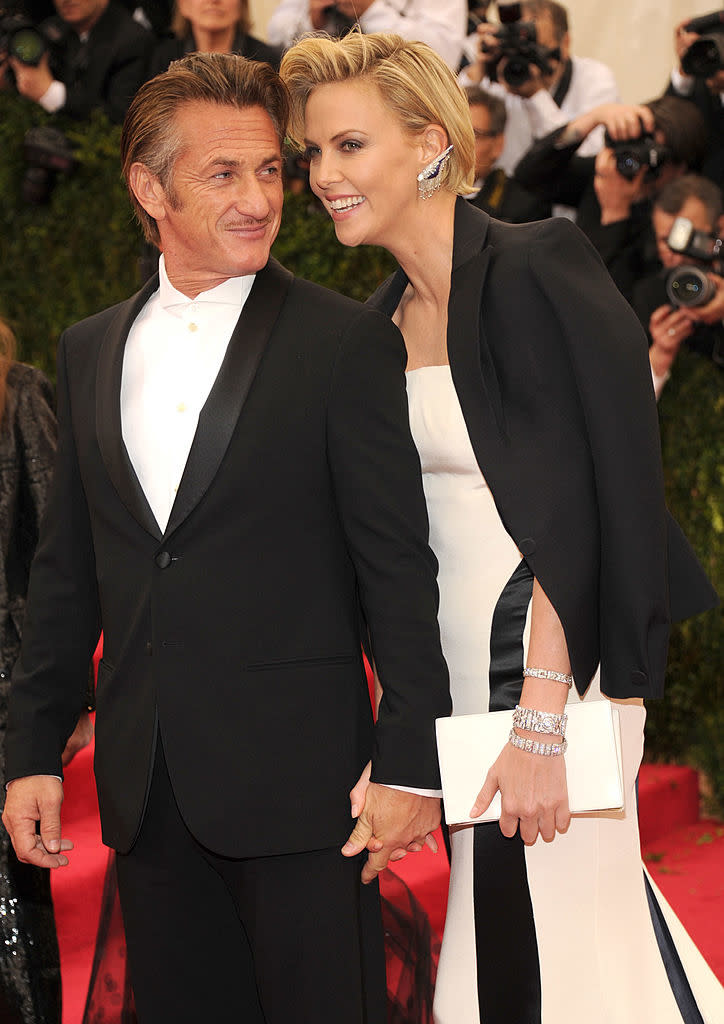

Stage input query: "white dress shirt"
[
  {"left": 459, "top": 55, "right": 621, "bottom": 175},
  {"left": 121, "top": 255, "right": 254, "bottom": 533},
  {"left": 266, "top": 0, "right": 467, "bottom": 70}
]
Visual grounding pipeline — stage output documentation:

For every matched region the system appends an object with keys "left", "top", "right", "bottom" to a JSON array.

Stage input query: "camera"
[
  {"left": 665, "top": 216, "right": 722, "bottom": 308},
  {"left": 681, "top": 9, "right": 724, "bottom": 77},
  {"left": 603, "top": 125, "right": 670, "bottom": 181},
  {"left": 483, "top": 2, "right": 559, "bottom": 88},
  {"left": 22, "top": 125, "right": 76, "bottom": 204},
  {"left": 0, "top": 13, "right": 55, "bottom": 66}
]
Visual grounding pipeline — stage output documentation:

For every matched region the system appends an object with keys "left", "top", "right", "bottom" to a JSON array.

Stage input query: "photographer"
[
  {"left": 1, "top": 0, "right": 152, "bottom": 123},
  {"left": 666, "top": 11, "right": 724, "bottom": 187},
  {"left": 464, "top": 84, "right": 550, "bottom": 222},
  {"left": 266, "top": 0, "right": 467, "bottom": 70},
  {"left": 631, "top": 175, "right": 724, "bottom": 398},
  {"left": 514, "top": 96, "right": 708, "bottom": 299},
  {"left": 459, "top": 0, "right": 619, "bottom": 175}
]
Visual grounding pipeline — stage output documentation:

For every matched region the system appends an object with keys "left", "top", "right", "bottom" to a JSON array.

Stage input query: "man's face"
[
  {"left": 139, "top": 101, "right": 283, "bottom": 296},
  {"left": 468, "top": 103, "right": 504, "bottom": 180},
  {"left": 54, "top": 0, "right": 107, "bottom": 33},
  {"left": 652, "top": 196, "right": 713, "bottom": 269}
]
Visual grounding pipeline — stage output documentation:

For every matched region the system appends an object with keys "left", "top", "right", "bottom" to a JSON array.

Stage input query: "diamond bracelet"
[
  {"left": 524, "top": 667, "right": 574, "bottom": 688},
  {"left": 508, "top": 729, "right": 567, "bottom": 757},
  {"left": 513, "top": 704, "right": 568, "bottom": 739}
]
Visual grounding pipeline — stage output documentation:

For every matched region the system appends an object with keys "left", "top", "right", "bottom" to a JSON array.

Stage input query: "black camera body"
[
  {"left": 484, "top": 2, "right": 559, "bottom": 88},
  {"left": 665, "top": 216, "right": 722, "bottom": 308},
  {"left": 681, "top": 9, "right": 724, "bottom": 78},
  {"left": 0, "top": 13, "right": 57, "bottom": 66},
  {"left": 603, "top": 125, "right": 670, "bottom": 182}
]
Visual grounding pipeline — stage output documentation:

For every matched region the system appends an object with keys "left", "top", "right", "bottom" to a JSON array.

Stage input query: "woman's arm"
[{"left": 471, "top": 577, "right": 572, "bottom": 844}]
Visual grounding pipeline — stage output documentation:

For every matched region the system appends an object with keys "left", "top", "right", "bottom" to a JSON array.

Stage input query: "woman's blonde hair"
[{"left": 280, "top": 32, "right": 475, "bottom": 196}]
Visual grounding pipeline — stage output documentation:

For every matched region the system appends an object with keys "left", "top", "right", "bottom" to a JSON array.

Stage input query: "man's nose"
[{"left": 233, "top": 174, "right": 272, "bottom": 217}]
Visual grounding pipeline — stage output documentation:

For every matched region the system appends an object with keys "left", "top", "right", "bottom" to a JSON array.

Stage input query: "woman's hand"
[
  {"left": 471, "top": 740, "right": 570, "bottom": 844},
  {"left": 350, "top": 759, "right": 372, "bottom": 819}
]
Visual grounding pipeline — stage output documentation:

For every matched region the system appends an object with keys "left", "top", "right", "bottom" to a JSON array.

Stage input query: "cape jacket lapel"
[
  {"left": 164, "top": 256, "right": 293, "bottom": 538},
  {"left": 96, "top": 275, "right": 163, "bottom": 540}
]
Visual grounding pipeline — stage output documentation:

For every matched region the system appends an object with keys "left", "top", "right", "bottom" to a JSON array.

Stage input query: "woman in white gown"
[{"left": 280, "top": 32, "right": 723, "bottom": 1024}]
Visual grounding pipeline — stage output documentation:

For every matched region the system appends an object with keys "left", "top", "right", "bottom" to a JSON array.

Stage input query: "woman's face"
[
  {"left": 178, "top": 0, "right": 241, "bottom": 33},
  {"left": 303, "top": 79, "right": 426, "bottom": 249}
]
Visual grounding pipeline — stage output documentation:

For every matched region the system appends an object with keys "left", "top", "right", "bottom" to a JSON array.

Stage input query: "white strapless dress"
[{"left": 405, "top": 365, "right": 724, "bottom": 1024}]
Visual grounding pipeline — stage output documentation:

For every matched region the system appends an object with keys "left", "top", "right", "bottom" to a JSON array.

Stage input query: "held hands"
[
  {"left": 2, "top": 776, "right": 72, "bottom": 869},
  {"left": 471, "top": 739, "right": 570, "bottom": 844},
  {"left": 343, "top": 766, "right": 440, "bottom": 884}
]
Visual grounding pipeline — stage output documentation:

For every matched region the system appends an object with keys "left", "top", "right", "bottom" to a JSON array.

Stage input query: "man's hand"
[
  {"left": 309, "top": 0, "right": 333, "bottom": 30},
  {"left": 594, "top": 147, "right": 646, "bottom": 224},
  {"left": 342, "top": 783, "right": 441, "bottom": 884},
  {"left": 649, "top": 303, "right": 693, "bottom": 379},
  {"left": 471, "top": 741, "right": 570, "bottom": 844},
  {"left": 61, "top": 710, "right": 94, "bottom": 767},
  {"left": 2, "top": 776, "right": 72, "bottom": 869},
  {"left": 674, "top": 20, "right": 698, "bottom": 73},
  {"left": 10, "top": 53, "right": 54, "bottom": 102},
  {"left": 335, "top": 0, "right": 373, "bottom": 16}
]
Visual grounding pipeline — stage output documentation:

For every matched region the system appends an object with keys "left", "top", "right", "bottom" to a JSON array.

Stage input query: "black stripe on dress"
[{"left": 473, "top": 558, "right": 541, "bottom": 1024}]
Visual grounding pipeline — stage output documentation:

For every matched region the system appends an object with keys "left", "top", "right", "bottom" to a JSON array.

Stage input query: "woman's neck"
[
  {"left": 191, "top": 25, "right": 237, "bottom": 53},
  {"left": 388, "top": 192, "right": 456, "bottom": 309}
]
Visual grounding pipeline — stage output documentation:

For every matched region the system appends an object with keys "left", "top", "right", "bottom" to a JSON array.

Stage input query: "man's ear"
[{"left": 128, "top": 162, "right": 168, "bottom": 222}]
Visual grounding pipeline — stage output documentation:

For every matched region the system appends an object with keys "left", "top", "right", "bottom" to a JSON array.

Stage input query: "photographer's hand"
[
  {"left": 10, "top": 53, "right": 54, "bottom": 103},
  {"left": 687, "top": 274, "right": 724, "bottom": 325},
  {"left": 593, "top": 147, "right": 646, "bottom": 224},
  {"left": 649, "top": 304, "right": 694, "bottom": 379},
  {"left": 308, "top": 0, "right": 332, "bottom": 30},
  {"left": 465, "top": 23, "right": 500, "bottom": 85},
  {"left": 674, "top": 20, "right": 698, "bottom": 75},
  {"left": 558, "top": 103, "right": 654, "bottom": 149}
]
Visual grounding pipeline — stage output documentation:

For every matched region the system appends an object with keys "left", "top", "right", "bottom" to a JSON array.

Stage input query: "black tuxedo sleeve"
[
  {"left": 527, "top": 218, "right": 716, "bottom": 697},
  {"left": 326, "top": 307, "right": 451, "bottom": 789},
  {"left": 5, "top": 334, "right": 102, "bottom": 782}
]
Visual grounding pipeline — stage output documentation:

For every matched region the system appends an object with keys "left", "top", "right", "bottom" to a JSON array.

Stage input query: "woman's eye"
[
  {"left": 341, "top": 140, "right": 361, "bottom": 152},
  {"left": 304, "top": 146, "right": 320, "bottom": 160}
]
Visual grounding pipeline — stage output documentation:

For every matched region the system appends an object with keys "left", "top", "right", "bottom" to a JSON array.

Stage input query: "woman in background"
[
  {"left": 147, "top": 0, "right": 280, "bottom": 78},
  {"left": 0, "top": 319, "right": 93, "bottom": 1024},
  {"left": 280, "top": 33, "right": 723, "bottom": 1024}
]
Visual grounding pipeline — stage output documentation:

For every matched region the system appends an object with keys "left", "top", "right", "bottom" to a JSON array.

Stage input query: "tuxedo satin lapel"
[
  {"left": 96, "top": 276, "right": 163, "bottom": 540},
  {"left": 164, "top": 258, "right": 293, "bottom": 539}
]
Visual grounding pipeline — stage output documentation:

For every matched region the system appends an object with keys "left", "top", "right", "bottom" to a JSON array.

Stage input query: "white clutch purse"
[{"left": 435, "top": 700, "right": 624, "bottom": 827}]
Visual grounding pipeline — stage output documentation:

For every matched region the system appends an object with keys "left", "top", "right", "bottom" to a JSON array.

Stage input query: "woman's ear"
[{"left": 419, "top": 124, "right": 450, "bottom": 167}]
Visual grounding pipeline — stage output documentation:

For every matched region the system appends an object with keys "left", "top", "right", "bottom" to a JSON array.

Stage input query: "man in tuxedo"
[
  {"left": 7, "top": 0, "right": 152, "bottom": 123},
  {"left": 2, "top": 52, "right": 450, "bottom": 1023}
]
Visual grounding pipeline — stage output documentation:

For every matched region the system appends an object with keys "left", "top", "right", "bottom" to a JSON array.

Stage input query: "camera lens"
[
  {"left": 616, "top": 151, "right": 642, "bottom": 181},
  {"left": 9, "top": 27, "right": 46, "bottom": 66},
  {"left": 666, "top": 267, "right": 716, "bottom": 307},
  {"left": 503, "top": 56, "right": 531, "bottom": 86}
]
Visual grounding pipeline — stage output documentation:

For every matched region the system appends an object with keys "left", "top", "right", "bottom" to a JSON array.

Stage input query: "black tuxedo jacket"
[
  {"left": 6, "top": 258, "right": 450, "bottom": 857},
  {"left": 369, "top": 199, "right": 717, "bottom": 700}
]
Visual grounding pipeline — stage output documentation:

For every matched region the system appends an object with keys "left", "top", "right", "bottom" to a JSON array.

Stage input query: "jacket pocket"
[{"left": 245, "top": 654, "right": 357, "bottom": 671}]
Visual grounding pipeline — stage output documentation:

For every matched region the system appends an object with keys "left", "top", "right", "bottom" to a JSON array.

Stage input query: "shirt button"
[
  {"left": 177, "top": 402, "right": 186, "bottom": 413},
  {"left": 188, "top": 322, "right": 198, "bottom": 332}
]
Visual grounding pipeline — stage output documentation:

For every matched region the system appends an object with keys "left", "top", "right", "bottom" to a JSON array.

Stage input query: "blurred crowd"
[{"left": 1, "top": 0, "right": 723, "bottom": 391}]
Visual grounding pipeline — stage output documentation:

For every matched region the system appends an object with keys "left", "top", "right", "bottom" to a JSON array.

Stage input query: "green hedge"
[{"left": 1, "top": 98, "right": 721, "bottom": 811}]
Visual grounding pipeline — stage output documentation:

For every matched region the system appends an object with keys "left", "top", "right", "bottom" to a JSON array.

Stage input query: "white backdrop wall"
[{"left": 248, "top": 0, "right": 720, "bottom": 101}]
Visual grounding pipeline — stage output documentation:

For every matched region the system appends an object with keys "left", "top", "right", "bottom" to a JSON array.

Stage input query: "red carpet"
[{"left": 52, "top": 741, "right": 724, "bottom": 1023}]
